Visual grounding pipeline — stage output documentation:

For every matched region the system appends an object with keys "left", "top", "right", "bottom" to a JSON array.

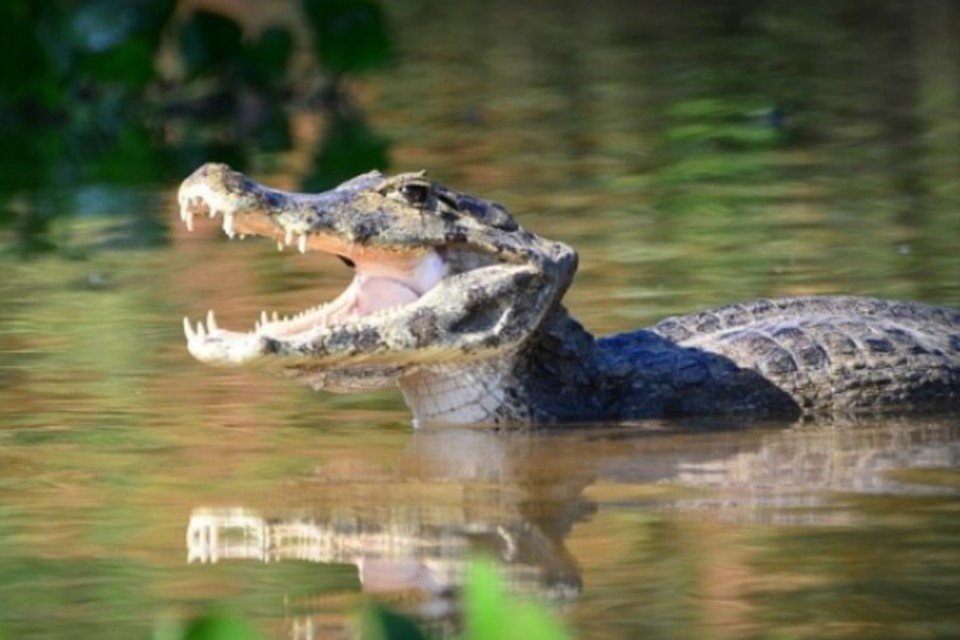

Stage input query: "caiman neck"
[{"left": 398, "top": 308, "right": 609, "bottom": 426}]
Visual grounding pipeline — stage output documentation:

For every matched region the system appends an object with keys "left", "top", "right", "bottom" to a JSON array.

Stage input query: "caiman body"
[{"left": 178, "top": 164, "right": 960, "bottom": 425}]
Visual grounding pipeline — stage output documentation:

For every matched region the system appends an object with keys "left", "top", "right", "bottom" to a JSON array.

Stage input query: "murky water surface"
[{"left": 2, "top": 1, "right": 960, "bottom": 638}]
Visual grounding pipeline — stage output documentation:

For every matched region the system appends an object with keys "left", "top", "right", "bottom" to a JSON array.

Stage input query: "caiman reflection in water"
[{"left": 185, "top": 418, "right": 960, "bottom": 636}]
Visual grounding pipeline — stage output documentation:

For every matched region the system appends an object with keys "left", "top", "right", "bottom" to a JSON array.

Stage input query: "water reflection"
[{"left": 185, "top": 417, "right": 960, "bottom": 633}]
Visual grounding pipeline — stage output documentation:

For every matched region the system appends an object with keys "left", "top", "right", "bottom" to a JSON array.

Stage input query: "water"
[{"left": 2, "top": 1, "right": 960, "bottom": 638}]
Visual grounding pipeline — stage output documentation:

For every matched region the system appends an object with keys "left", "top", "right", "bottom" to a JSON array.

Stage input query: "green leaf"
[
  {"left": 178, "top": 611, "right": 263, "bottom": 640},
  {"left": 68, "top": 0, "right": 173, "bottom": 88},
  {"left": 361, "top": 604, "right": 432, "bottom": 640},
  {"left": 178, "top": 10, "right": 243, "bottom": 79},
  {"left": 463, "top": 558, "right": 509, "bottom": 640},
  {"left": 70, "top": 0, "right": 173, "bottom": 51},
  {"left": 508, "top": 603, "right": 571, "bottom": 640},
  {"left": 463, "top": 558, "right": 572, "bottom": 640},
  {"left": 301, "top": 0, "right": 394, "bottom": 74},
  {"left": 306, "top": 114, "right": 389, "bottom": 191},
  {"left": 241, "top": 26, "right": 294, "bottom": 90},
  {"left": 0, "top": 0, "right": 58, "bottom": 104},
  {"left": 78, "top": 38, "right": 156, "bottom": 88}
]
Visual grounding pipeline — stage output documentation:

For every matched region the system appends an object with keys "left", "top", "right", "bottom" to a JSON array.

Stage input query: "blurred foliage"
[
  {"left": 0, "top": 0, "right": 394, "bottom": 255},
  {"left": 459, "top": 559, "right": 571, "bottom": 640},
  {"left": 0, "top": 0, "right": 173, "bottom": 146},
  {"left": 178, "top": 11, "right": 245, "bottom": 81},
  {"left": 302, "top": 0, "right": 394, "bottom": 75},
  {"left": 0, "top": 0, "right": 174, "bottom": 110},
  {"left": 0, "top": 0, "right": 394, "bottom": 188},
  {"left": 0, "top": 203, "right": 57, "bottom": 257},
  {"left": 157, "top": 610, "right": 262, "bottom": 640},
  {"left": 242, "top": 27, "right": 295, "bottom": 91},
  {"left": 362, "top": 606, "right": 433, "bottom": 640},
  {"left": 307, "top": 111, "right": 390, "bottom": 191}
]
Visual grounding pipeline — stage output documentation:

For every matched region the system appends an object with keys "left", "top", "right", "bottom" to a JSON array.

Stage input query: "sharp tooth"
[
  {"left": 272, "top": 311, "right": 279, "bottom": 321},
  {"left": 239, "top": 234, "right": 246, "bottom": 240},
  {"left": 206, "top": 310, "right": 218, "bottom": 332},
  {"left": 260, "top": 310, "right": 269, "bottom": 326},
  {"left": 196, "top": 321, "right": 207, "bottom": 339},
  {"left": 284, "top": 230, "right": 293, "bottom": 246},
  {"left": 277, "top": 241, "right": 284, "bottom": 252},
  {"left": 223, "top": 214, "right": 235, "bottom": 238},
  {"left": 183, "top": 317, "right": 194, "bottom": 340},
  {"left": 180, "top": 203, "right": 194, "bottom": 231},
  {"left": 298, "top": 234, "right": 308, "bottom": 253},
  {"left": 209, "top": 206, "right": 218, "bottom": 219}
]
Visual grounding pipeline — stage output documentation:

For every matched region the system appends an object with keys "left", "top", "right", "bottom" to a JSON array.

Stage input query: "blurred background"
[{"left": 1, "top": 1, "right": 960, "bottom": 639}]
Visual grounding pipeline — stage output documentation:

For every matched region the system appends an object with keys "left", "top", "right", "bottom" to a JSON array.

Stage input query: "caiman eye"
[
  {"left": 338, "top": 255, "right": 356, "bottom": 268},
  {"left": 400, "top": 183, "right": 430, "bottom": 206}
]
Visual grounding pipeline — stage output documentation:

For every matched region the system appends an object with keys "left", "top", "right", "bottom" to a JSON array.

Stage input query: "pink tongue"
[{"left": 353, "top": 276, "right": 420, "bottom": 315}]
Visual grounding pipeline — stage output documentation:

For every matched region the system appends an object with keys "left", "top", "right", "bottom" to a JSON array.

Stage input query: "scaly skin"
[{"left": 177, "top": 164, "right": 960, "bottom": 425}]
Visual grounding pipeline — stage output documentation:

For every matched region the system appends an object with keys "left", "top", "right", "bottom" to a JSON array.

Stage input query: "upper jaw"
[
  {"left": 177, "top": 163, "right": 450, "bottom": 256},
  {"left": 178, "top": 163, "right": 376, "bottom": 256}
]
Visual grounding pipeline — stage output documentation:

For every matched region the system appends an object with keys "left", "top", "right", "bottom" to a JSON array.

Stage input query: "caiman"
[{"left": 177, "top": 164, "right": 960, "bottom": 426}]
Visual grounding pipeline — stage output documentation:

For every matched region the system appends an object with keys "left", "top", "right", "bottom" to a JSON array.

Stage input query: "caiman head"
[{"left": 178, "top": 163, "right": 577, "bottom": 396}]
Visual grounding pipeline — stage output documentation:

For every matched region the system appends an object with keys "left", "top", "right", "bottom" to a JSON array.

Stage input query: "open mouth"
[{"left": 178, "top": 186, "right": 448, "bottom": 359}]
